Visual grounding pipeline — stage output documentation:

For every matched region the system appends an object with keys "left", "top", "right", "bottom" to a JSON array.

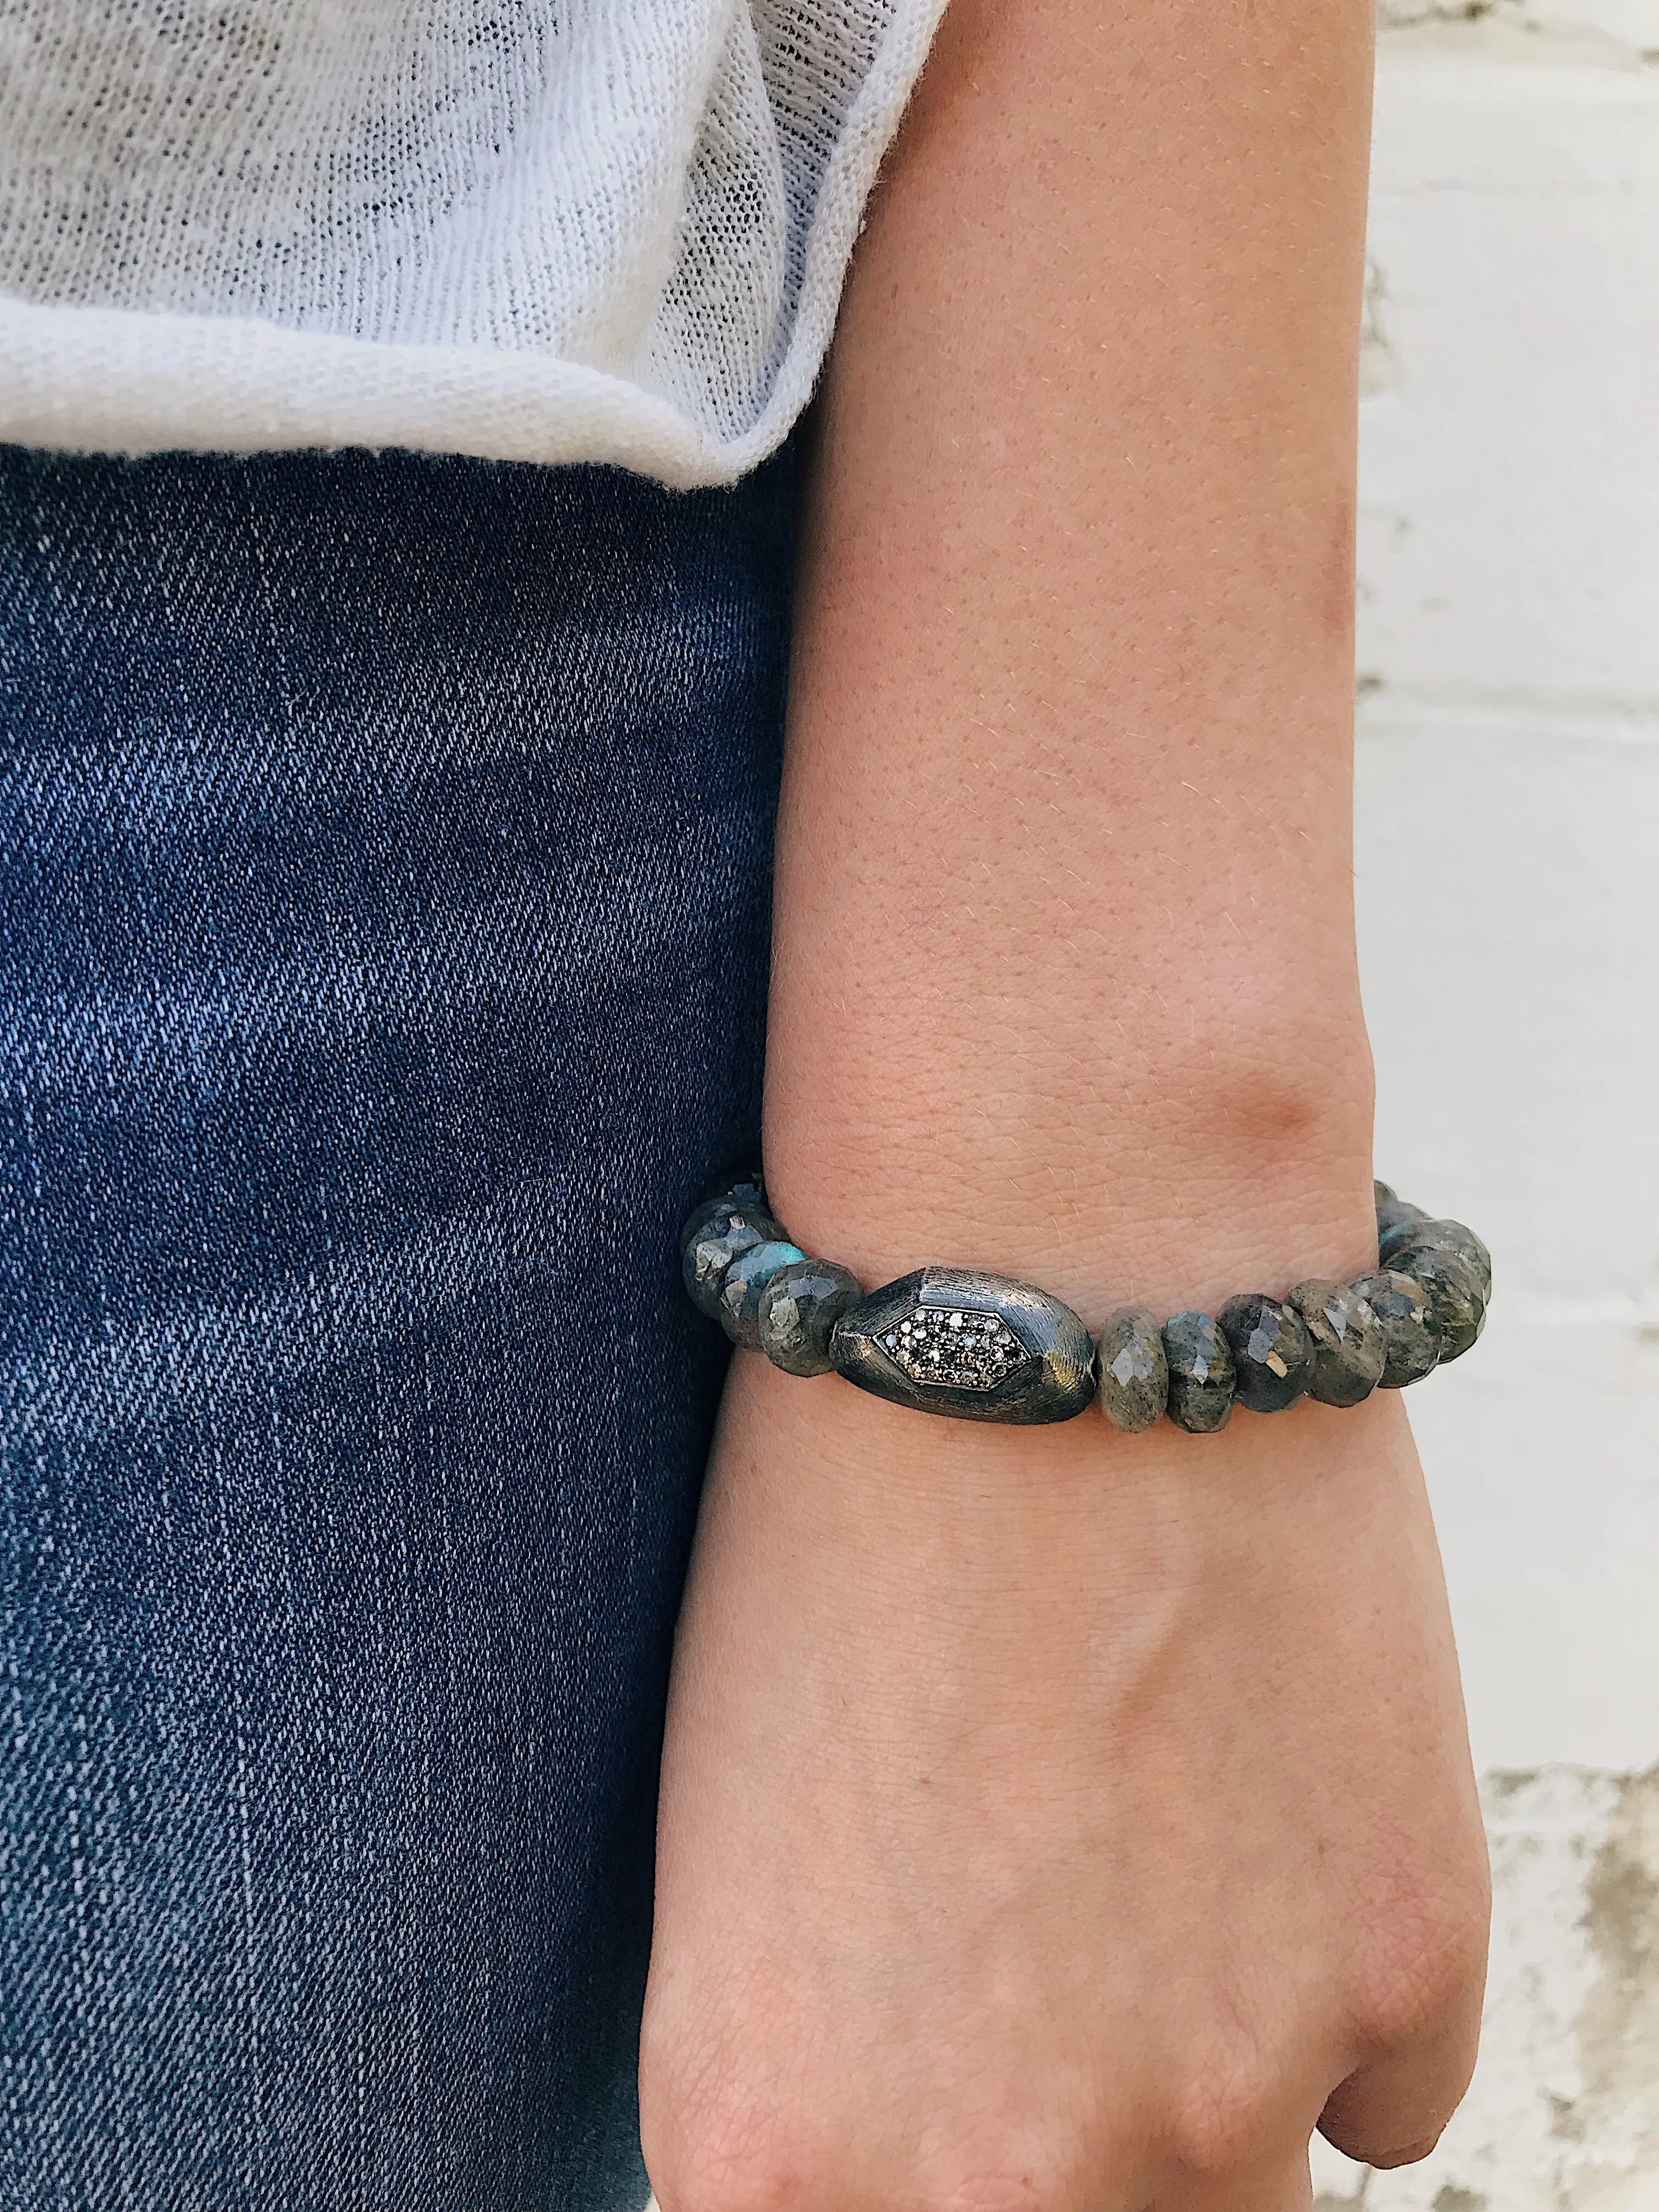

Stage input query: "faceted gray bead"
[
  {"left": 1374, "top": 1177, "right": 1431, "bottom": 1239},
  {"left": 831, "top": 1266, "right": 1097, "bottom": 1424},
  {"left": 1218, "top": 1293, "right": 1314, "bottom": 1414},
  {"left": 1096, "top": 1306, "right": 1169, "bottom": 1433},
  {"left": 1378, "top": 1217, "right": 1493, "bottom": 1305},
  {"left": 1288, "top": 1278, "right": 1386, "bottom": 1408},
  {"left": 719, "top": 1239, "right": 809, "bottom": 1348},
  {"left": 1161, "top": 1311, "right": 1236, "bottom": 1434},
  {"left": 1351, "top": 1270, "right": 1442, "bottom": 1387},
  {"left": 758, "top": 1258, "right": 863, "bottom": 1378},
  {"left": 1376, "top": 1195, "right": 1429, "bottom": 1240},
  {"left": 703, "top": 1150, "right": 770, "bottom": 1203},
  {"left": 1401, "top": 1245, "right": 1487, "bottom": 1364},
  {"left": 704, "top": 1162, "right": 769, "bottom": 1216},
  {"left": 680, "top": 1198, "right": 789, "bottom": 1319}
]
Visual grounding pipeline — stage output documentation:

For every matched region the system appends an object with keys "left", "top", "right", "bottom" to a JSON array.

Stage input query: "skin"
[{"left": 641, "top": 2, "right": 1492, "bottom": 2206}]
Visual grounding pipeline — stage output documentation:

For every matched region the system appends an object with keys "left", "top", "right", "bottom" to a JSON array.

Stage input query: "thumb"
[{"left": 1317, "top": 1989, "right": 1483, "bottom": 2171}]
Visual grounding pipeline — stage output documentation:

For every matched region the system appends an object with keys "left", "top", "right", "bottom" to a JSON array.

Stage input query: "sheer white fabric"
[{"left": 0, "top": 0, "right": 945, "bottom": 484}]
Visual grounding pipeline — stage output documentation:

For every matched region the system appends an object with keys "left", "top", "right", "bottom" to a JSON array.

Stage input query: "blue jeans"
[{"left": 0, "top": 443, "right": 794, "bottom": 2208}]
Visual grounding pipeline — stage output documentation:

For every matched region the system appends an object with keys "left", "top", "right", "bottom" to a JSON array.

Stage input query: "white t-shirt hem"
[{"left": 0, "top": 0, "right": 948, "bottom": 487}]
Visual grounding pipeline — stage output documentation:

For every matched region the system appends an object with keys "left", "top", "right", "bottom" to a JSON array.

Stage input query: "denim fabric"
[{"left": 0, "top": 443, "right": 793, "bottom": 2209}]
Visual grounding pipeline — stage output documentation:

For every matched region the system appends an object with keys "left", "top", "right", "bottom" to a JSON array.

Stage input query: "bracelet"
[{"left": 680, "top": 1170, "right": 1491, "bottom": 1431}]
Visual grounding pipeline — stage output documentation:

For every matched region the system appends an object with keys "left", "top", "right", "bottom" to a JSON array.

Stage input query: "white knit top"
[{"left": 0, "top": 1, "right": 946, "bottom": 487}]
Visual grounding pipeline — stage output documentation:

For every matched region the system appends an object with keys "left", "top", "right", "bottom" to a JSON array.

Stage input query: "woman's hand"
[{"left": 641, "top": 1368, "right": 1488, "bottom": 2212}]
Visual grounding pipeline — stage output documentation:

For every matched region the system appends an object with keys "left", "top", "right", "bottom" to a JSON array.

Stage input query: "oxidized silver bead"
[
  {"left": 680, "top": 1197, "right": 789, "bottom": 1319},
  {"left": 1288, "top": 1278, "right": 1386, "bottom": 1407},
  {"left": 830, "top": 1267, "right": 1097, "bottom": 1424},
  {"left": 1351, "top": 1270, "right": 1441, "bottom": 1387},
  {"left": 1161, "top": 1311, "right": 1236, "bottom": 1434},
  {"left": 719, "top": 1239, "right": 808, "bottom": 1348},
  {"left": 1218, "top": 1293, "right": 1313, "bottom": 1414},
  {"left": 758, "top": 1258, "right": 863, "bottom": 1377},
  {"left": 1095, "top": 1306, "right": 1169, "bottom": 1433}
]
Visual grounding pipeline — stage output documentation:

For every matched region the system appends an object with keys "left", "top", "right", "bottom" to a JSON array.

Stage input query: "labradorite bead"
[
  {"left": 1351, "top": 1270, "right": 1441, "bottom": 1387},
  {"left": 719, "top": 1239, "right": 808, "bottom": 1347},
  {"left": 1374, "top": 1177, "right": 1431, "bottom": 1239},
  {"left": 680, "top": 1198, "right": 789, "bottom": 1319},
  {"left": 1376, "top": 1196, "right": 1429, "bottom": 1239},
  {"left": 1288, "top": 1278, "right": 1386, "bottom": 1408},
  {"left": 704, "top": 1161, "right": 769, "bottom": 1215},
  {"left": 758, "top": 1258, "right": 864, "bottom": 1377},
  {"left": 1096, "top": 1306, "right": 1169, "bottom": 1433},
  {"left": 1218, "top": 1293, "right": 1313, "bottom": 1414},
  {"left": 1378, "top": 1217, "right": 1493, "bottom": 1305},
  {"left": 1401, "top": 1245, "right": 1487, "bottom": 1363},
  {"left": 831, "top": 1267, "right": 1097, "bottom": 1424},
  {"left": 1161, "top": 1311, "right": 1236, "bottom": 1434}
]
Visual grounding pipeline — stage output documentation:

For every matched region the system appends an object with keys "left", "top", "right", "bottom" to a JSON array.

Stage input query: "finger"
[{"left": 1317, "top": 1990, "right": 1482, "bottom": 2169}]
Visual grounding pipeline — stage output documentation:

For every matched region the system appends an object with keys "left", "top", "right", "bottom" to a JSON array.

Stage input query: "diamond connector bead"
[
  {"left": 831, "top": 1266, "right": 1098, "bottom": 1424},
  {"left": 881, "top": 1303, "right": 1029, "bottom": 1391}
]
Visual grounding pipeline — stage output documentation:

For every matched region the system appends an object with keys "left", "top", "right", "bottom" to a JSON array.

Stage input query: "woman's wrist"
[{"left": 761, "top": 1003, "right": 1379, "bottom": 1323}]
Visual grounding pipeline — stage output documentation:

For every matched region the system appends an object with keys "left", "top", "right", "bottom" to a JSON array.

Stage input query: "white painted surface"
[
  {"left": 1358, "top": 0, "right": 1659, "bottom": 1775},
  {"left": 1338, "top": 4, "right": 1659, "bottom": 2202}
]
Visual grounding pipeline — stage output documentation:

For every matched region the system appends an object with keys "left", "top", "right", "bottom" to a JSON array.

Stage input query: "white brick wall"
[{"left": 1317, "top": 5, "right": 1659, "bottom": 2202}]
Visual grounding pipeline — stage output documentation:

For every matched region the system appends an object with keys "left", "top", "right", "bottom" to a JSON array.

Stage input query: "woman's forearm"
[{"left": 769, "top": 0, "right": 1377, "bottom": 1314}]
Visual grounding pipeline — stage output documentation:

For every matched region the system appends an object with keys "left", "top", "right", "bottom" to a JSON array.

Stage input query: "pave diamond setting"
[
  {"left": 829, "top": 1266, "right": 1099, "bottom": 1423},
  {"left": 881, "top": 1304, "right": 1030, "bottom": 1391}
]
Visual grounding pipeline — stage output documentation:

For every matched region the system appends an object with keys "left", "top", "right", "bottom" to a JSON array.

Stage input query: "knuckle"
[
  {"left": 641, "top": 2061, "right": 796, "bottom": 2212},
  {"left": 647, "top": 2121, "right": 797, "bottom": 2212},
  {"left": 913, "top": 2116, "right": 1079, "bottom": 2212},
  {"left": 1161, "top": 2032, "right": 1286, "bottom": 2179},
  {"left": 1353, "top": 1889, "right": 1491, "bottom": 2052},
  {"left": 651, "top": 2106, "right": 1082, "bottom": 2212}
]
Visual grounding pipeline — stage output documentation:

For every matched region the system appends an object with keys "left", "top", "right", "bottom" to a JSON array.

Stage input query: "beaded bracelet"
[{"left": 680, "top": 1171, "right": 1491, "bottom": 1430}]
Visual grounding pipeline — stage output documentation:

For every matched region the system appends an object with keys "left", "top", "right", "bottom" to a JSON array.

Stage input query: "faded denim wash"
[{"left": 0, "top": 442, "right": 793, "bottom": 2209}]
